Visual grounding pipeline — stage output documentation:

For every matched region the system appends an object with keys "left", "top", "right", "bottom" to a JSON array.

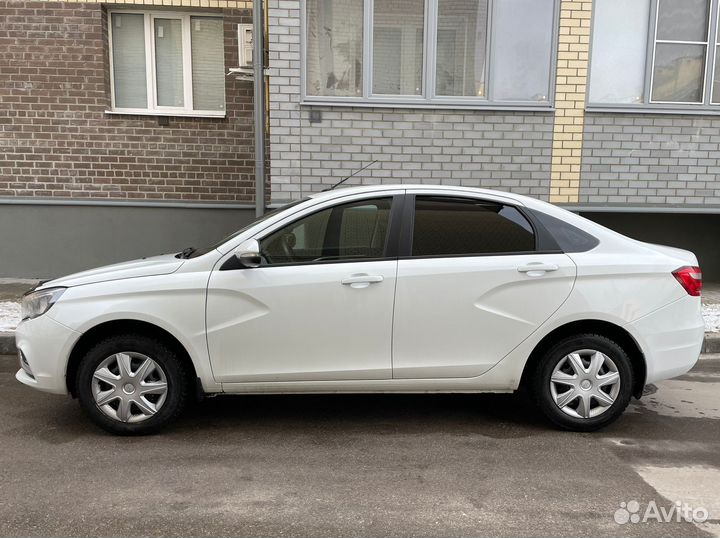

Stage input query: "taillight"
[{"left": 672, "top": 266, "right": 702, "bottom": 296}]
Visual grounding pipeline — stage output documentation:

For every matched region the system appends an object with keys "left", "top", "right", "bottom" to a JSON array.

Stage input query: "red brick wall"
[{"left": 0, "top": 1, "right": 256, "bottom": 201}]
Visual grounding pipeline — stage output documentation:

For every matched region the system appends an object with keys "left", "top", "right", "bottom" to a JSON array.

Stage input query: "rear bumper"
[
  {"left": 627, "top": 295, "right": 704, "bottom": 385},
  {"left": 14, "top": 315, "right": 81, "bottom": 395}
]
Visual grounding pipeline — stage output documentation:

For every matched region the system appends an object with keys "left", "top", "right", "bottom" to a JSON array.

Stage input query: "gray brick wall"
[
  {"left": 581, "top": 113, "right": 720, "bottom": 207},
  {"left": 267, "top": 0, "right": 554, "bottom": 203}
]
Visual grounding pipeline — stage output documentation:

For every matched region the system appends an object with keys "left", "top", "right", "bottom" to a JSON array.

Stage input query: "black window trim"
[
  {"left": 398, "top": 193, "right": 563, "bottom": 260},
  {"left": 220, "top": 193, "right": 404, "bottom": 270}
]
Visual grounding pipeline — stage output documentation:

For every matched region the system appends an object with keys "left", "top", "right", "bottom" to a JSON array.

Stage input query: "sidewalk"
[{"left": 1, "top": 280, "right": 719, "bottom": 355}]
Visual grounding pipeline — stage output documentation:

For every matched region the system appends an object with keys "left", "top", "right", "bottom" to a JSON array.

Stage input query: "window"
[
  {"left": 652, "top": 0, "right": 709, "bottom": 103},
  {"left": 435, "top": 0, "right": 489, "bottom": 97},
  {"left": 411, "top": 197, "right": 535, "bottom": 257},
  {"left": 109, "top": 11, "right": 226, "bottom": 116},
  {"left": 304, "top": 0, "right": 557, "bottom": 106},
  {"left": 373, "top": 0, "right": 425, "bottom": 95},
  {"left": 259, "top": 198, "right": 392, "bottom": 265},
  {"left": 305, "top": 0, "right": 363, "bottom": 97},
  {"left": 589, "top": 0, "right": 720, "bottom": 109},
  {"left": 529, "top": 210, "right": 599, "bottom": 253}
]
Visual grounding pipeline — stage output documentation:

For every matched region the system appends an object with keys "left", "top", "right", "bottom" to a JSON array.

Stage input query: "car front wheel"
[
  {"left": 76, "top": 334, "right": 188, "bottom": 435},
  {"left": 532, "top": 334, "right": 634, "bottom": 431}
]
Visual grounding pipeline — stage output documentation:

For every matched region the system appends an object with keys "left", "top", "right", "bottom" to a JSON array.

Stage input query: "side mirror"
[{"left": 234, "top": 239, "right": 262, "bottom": 268}]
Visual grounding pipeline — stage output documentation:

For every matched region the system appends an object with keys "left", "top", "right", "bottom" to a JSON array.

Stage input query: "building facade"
[
  {"left": 2, "top": 0, "right": 720, "bottom": 278},
  {"left": 266, "top": 0, "right": 720, "bottom": 277},
  {"left": 0, "top": 0, "right": 258, "bottom": 276}
]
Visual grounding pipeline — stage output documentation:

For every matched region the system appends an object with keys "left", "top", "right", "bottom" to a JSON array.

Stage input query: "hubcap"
[
  {"left": 549, "top": 349, "right": 621, "bottom": 419},
  {"left": 91, "top": 352, "right": 168, "bottom": 423}
]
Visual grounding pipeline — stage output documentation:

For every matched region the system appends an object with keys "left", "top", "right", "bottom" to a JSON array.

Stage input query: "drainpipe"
[{"left": 253, "top": 0, "right": 266, "bottom": 217}]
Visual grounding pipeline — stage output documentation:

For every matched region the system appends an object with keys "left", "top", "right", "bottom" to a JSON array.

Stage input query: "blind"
[
  {"left": 154, "top": 18, "right": 185, "bottom": 107},
  {"left": 111, "top": 13, "right": 148, "bottom": 108},
  {"left": 191, "top": 17, "right": 226, "bottom": 111}
]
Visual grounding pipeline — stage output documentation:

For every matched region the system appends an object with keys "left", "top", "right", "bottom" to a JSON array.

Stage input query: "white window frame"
[
  {"left": 710, "top": 4, "right": 720, "bottom": 103},
  {"left": 649, "top": 0, "right": 713, "bottom": 105},
  {"left": 107, "top": 9, "right": 226, "bottom": 118},
  {"left": 588, "top": 0, "right": 720, "bottom": 113},
  {"left": 300, "top": 0, "right": 559, "bottom": 110}
]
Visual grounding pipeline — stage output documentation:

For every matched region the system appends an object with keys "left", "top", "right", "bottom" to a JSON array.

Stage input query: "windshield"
[{"left": 187, "top": 198, "right": 309, "bottom": 258}]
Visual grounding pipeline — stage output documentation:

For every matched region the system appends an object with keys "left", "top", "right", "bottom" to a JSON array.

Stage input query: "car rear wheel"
[
  {"left": 76, "top": 334, "right": 188, "bottom": 435},
  {"left": 532, "top": 334, "right": 634, "bottom": 431}
]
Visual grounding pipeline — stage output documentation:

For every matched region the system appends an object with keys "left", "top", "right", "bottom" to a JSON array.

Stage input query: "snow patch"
[
  {"left": 704, "top": 303, "right": 720, "bottom": 333},
  {"left": 0, "top": 302, "right": 21, "bottom": 332}
]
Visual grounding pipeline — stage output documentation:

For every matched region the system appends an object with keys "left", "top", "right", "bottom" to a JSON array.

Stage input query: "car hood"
[{"left": 39, "top": 254, "right": 185, "bottom": 289}]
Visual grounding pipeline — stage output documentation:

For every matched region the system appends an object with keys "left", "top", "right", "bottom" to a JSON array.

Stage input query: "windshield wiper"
[{"left": 176, "top": 247, "right": 196, "bottom": 259}]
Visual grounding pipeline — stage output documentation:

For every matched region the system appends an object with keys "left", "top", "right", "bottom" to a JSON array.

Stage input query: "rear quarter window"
[{"left": 530, "top": 210, "right": 599, "bottom": 253}]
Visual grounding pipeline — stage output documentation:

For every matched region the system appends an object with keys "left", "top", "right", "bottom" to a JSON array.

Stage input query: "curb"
[{"left": 2, "top": 331, "right": 720, "bottom": 359}]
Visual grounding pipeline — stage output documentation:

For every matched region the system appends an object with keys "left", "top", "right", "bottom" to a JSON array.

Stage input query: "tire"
[
  {"left": 76, "top": 333, "right": 188, "bottom": 435},
  {"left": 531, "top": 334, "right": 634, "bottom": 432}
]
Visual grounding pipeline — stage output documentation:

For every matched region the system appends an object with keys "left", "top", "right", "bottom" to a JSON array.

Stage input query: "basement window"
[{"left": 108, "top": 11, "right": 226, "bottom": 117}]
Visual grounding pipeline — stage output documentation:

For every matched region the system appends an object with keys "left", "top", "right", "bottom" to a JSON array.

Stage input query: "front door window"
[{"left": 260, "top": 198, "right": 393, "bottom": 265}]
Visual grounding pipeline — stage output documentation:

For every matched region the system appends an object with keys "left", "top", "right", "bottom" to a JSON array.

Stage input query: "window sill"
[
  {"left": 299, "top": 99, "right": 554, "bottom": 113},
  {"left": 104, "top": 109, "right": 227, "bottom": 119},
  {"left": 586, "top": 105, "right": 720, "bottom": 116}
]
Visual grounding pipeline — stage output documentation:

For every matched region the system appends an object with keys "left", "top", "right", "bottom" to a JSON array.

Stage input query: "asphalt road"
[{"left": 1, "top": 356, "right": 719, "bottom": 538}]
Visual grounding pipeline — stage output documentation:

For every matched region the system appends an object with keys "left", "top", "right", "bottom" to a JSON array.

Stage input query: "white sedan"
[{"left": 15, "top": 185, "right": 704, "bottom": 434}]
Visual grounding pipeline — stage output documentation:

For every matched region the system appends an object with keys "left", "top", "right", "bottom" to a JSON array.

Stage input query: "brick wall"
[
  {"left": 549, "top": 0, "right": 591, "bottom": 203},
  {"left": 270, "top": 107, "right": 555, "bottom": 202},
  {"left": 0, "top": 1, "right": 255, "bottom": 201},
  {"left": 581, "top": 114, "right": 720, "bottom": 207},
  {"left": 267, "top": 0, "right": 554, "bottom": 204}
]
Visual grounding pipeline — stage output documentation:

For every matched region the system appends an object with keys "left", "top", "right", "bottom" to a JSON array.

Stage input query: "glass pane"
[
  {"left": 411, "top": 197, "right": 535, "bottom": 257},
  {"left": 490, "top": 0, "right": 554, "bottom": 102},
  {"left": 657, "top": 0, "right": 709, "bottom": 42},
  {"left": 372, "top": 0, "right": 424, "bottom": 95},
  {"left": 651, "top": 43, "right": 705, "bottom": 102},
  {"left": 306, "top": 0, "right": 363, "bottom": 97},
  {"left": 713, "top": 45, "right": 720, "bottom": 102},
  {"left": 435, "top": 0, "right": 489, "bottom": 97},
  {"left": 530, "top": 211, "right": 599, "bottom": 253},
  {"left": 191, "top": 17, "right": 225, "bottom": 111},
  {"left": 260, "top": 198, "right": 392, "bottom": 264},
  {"left": 154, "top": 18, "right": 184, "bottom": 107},
  {"left": 588, "top": 0, "right": 650, "bottom": 104},
  {"left": 111, "top": 13, "right": 147, "bottom": 108}
]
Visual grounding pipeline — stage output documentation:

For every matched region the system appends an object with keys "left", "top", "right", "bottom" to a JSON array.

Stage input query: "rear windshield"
[{"left": 531, "top": 210, "right": 599, "bottom": 253}]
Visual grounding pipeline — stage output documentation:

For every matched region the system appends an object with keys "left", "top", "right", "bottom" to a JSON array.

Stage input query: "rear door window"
[{"left": 411, "top": 196, "right": 536, "bottom": 257}]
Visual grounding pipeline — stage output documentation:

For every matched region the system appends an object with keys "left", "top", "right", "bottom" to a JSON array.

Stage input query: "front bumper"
[
  {"left": 628, "top": 294, "right": 705, "bottom": 385},
  {"left": 14, "top": 314, "right": 81, "bottom": 395}
]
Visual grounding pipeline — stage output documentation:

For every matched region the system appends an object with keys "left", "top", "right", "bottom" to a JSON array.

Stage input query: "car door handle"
[
  {"left": 517, "top": 263, "right": 559, "bottom": 276},
  {"left": 341, "top": 274, "right": 384, "bottom": 288}
]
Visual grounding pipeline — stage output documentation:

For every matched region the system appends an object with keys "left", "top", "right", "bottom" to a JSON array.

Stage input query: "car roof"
[{"left": 307, "top": 184, "right": 527, "bottom": 203}]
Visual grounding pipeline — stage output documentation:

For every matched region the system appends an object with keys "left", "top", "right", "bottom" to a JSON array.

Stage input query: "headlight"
[{"left": 21, "top": 287, "right": 66, "bottom": 320}]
